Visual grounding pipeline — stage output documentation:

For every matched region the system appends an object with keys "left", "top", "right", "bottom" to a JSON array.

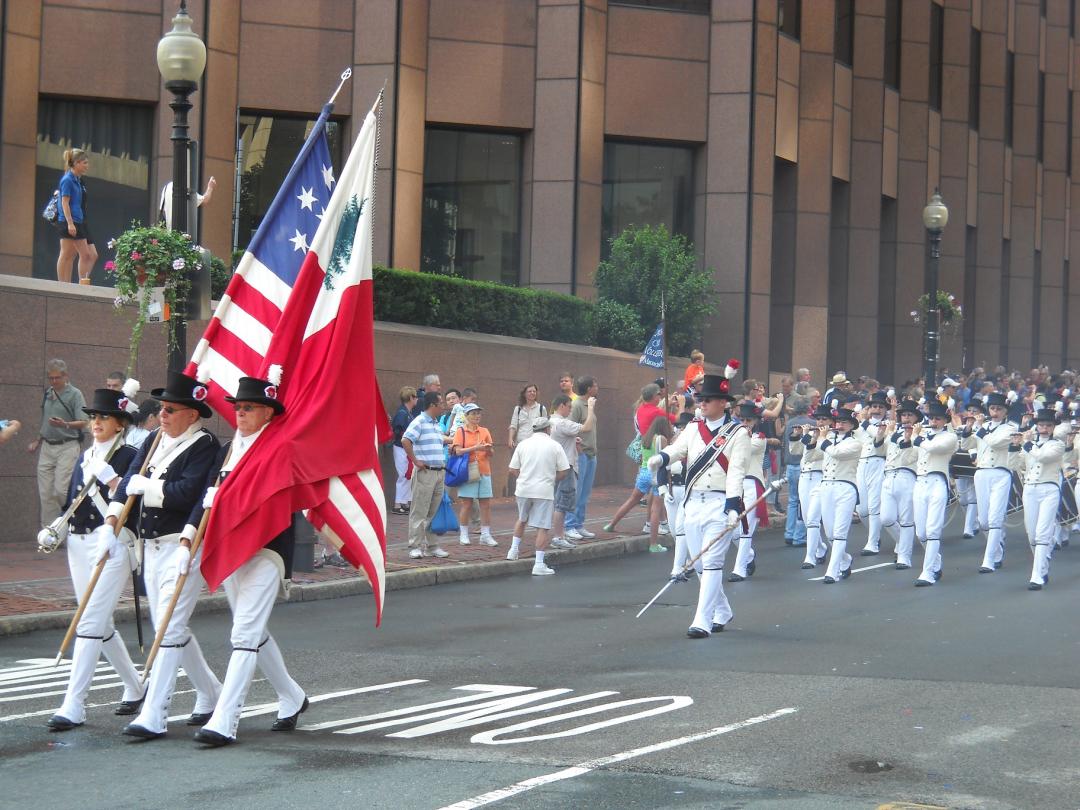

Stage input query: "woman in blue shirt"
[{"left": 56, "top": 148, "right": 99, "bottom": 284}]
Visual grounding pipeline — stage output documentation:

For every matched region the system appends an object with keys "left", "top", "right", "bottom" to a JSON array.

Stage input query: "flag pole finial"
[{"left": 327, "top": 67, "right": 353, "bottom": 106}]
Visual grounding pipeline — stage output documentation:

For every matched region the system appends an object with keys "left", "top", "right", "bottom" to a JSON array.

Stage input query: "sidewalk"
[{"left": 0, "top": 484, "right": 685, "bottom": 635}]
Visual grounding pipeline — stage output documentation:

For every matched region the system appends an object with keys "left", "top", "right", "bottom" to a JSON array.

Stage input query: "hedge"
[{"left": 372, "top": 266, "right": 595, "bottom": 346}]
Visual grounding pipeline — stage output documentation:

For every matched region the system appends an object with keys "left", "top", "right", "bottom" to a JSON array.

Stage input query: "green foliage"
[
  {"left": 373, "top": 266, "right": 593, "bottom": 345},
  {"left": 590, "top": 299, "right": 647, "bottom": 352},
  {"left": 209, "top": 254, "right": 231, "bottom": 300},
  {"left": 595, "top": 224, "right": 715, "bottom": 356}
]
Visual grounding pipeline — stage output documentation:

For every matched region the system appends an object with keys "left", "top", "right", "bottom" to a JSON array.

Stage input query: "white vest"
[
  {"left": 821, "top": 433, "right": 861, "bottom": 483},
  {"left": 1023, "top": 437, "right": 1066, "bottom": 485},
  {"left": 975, "top": 422, "right": 1016, "bottom": 469},
  {"left": 915, "top": 429, "right": 958, "bottom": 478}
]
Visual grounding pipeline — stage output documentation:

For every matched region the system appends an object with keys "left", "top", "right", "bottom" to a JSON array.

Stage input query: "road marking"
[
  {"left": 0, "top": 689, "right": 196, "bottom": 723},
  {"left": 807, "top": 561, "right": 895, "bottom": 581},
  {"left": 437, "top": 706, "right": 799, "bottom": 810}
]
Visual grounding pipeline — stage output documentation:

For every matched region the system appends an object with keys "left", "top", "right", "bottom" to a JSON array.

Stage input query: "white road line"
[
  {"left": 0, "top": 673, "right": 120, "bottom": 695},
  {"left": 0, "top": 689, "right": 197, "bottom": 723},
  {"left": 1, "top": 679, "right": 128, "bottom": 704},
  {"left": 806, "top": 561, "right": 895, "bottom": 581},
  {"left": 437, "top": 706, "right": 799, "bottom": 810}
]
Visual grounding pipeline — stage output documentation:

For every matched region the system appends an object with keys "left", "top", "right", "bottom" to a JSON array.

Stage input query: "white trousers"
[
  {"left": 732, "top": 479, "right": 761, "bottom": 577},
  {"left": 393, "top": 445, "right": 412, "bottom": 505},
  {"left": 56, "top": 532, "right": 143, "bottom": 722},
  {"left": 1022, "top": 483, "right": 1060, "bottom": 548},
  {"left": 955, "top": 476, "right": 979, "bottom": 534},
  {"left": 130, "top": 539, "right": 221, "bottom": 734},
  {"left": 799, "top": 470, "right": 824, "bottom": 564},
  {"left": 665, "top": 485, "right": 693, "bottom": 574},
  {"left": 820, "top": 481, "right": 857, "bottom": 580},
  {"left": 202, "top": 554, "right": 305, "bottom": 739},
  {"left": 913, "top": 475, "right": 949, "bottom": 542},
  {"left": 857, "top": 456, "right": 885, "bottom": 551},
  {"left": 975, "top": 468, "right": 1012, "bottom": 567},
  {"left": 683, "top": 492, "right": 734, "bottom": 632},
  {"left": 880, "top": 469, "right": 916, "bottom": 565}
]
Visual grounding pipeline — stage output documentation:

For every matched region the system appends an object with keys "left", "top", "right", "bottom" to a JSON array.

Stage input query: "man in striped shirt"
[{"left": 403, "top": 391, "right": 452, "bottom": 559}]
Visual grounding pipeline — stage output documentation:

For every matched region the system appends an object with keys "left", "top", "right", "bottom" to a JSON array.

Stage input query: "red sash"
[{"left": 697, "top": 420, "right": 729, "bottom": 472}]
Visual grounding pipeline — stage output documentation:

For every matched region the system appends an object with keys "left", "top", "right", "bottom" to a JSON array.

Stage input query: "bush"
[
  {"left": 210, "top": 254, "right": 231, "bottom": 300},
  {"left": 590, "top": 299, "right": 647, "bottom": 352},
  {"left": 595, "top": 224, "right": 716, "bottom": 356},
  {"left": 373, "top": 266, "right": 593, "bottom": 345}
]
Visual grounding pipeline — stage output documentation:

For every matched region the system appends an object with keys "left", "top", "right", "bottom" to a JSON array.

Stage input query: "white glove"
[
  {"left": 647, "top": 453, "right": 664, "bottom": 472},
  {"left": 173, "top": 545, "right": 191, "bottom": 577},
  {"left": 86, "top": 456, "right": 117, "bottom": 484},
  {"left": 202, "top": 486, "right": 218, "bottom": 509},
  {"left": 94, "top": 524, "right": 124, "bottom": 561},
  {"left": 727, "top": 510, "right": 740, "bottom": 529},
  {"left": 125, "top": 474, "right": 150, "bottom": 496}
]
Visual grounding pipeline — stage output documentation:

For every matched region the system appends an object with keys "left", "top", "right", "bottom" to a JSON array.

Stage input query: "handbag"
[
  {"left": 430, "top": 492, "right": 459, "bottom": 535},
  {"left": 42, "top": 190, "right": 59, "bottom": 224},
  {"left": 625, "top": 435, "right": 642, "bottom": 464},
  {"left": 445, "top": 452, "right": 469, "bottom": 487},
  {"left": 467, "top": 459, "right": 481, "bottom": 483}
]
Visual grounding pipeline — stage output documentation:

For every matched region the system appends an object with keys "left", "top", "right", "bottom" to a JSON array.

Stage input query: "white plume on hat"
[
  {"left": 268, "top": 364, "right": 283, "bottom": 387},
  {"left": 886, "top": 388, "right": 896, "bottom": 399},
  {"left": 120, "top": 378, "right": 141, "bottom": 413},
  {"left": 1006, "top": 390, "right": 1018, "bottom": 404},
  {"left": 723, "top": 358, "right": 740, "bottom": 380},
  {"left": 1054, "top": 400, "right": 1064, "bottom": 412}
]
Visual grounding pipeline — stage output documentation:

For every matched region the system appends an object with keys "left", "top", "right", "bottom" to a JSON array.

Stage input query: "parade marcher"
[
  {"left": 954, "top": 400, "right": 984, "bottom": 537},
  {"left": 819, "top": 407, "right": 862, "bottom": 584},
  {"left": 1020, "top": 410, "right": 1066, "bottom": 590},
  {"left": 855, "top": 391, "right": 889, "bottom": 556},
  {"left": 648, "top": 372, "right": 748, "bottom": 638},
  {"left": 106, "top": 371, "right": 223, "bottom": 740},
  {"left": 43, "top": 388, "right": 143, "bottom": 731},
  {"left": 912, "top": 402, "right": 959, "bottom": 586},
  {"left": 729, "top": 401, "right": 770, "bottom": 582},
  {"left": 880, "top": 399, "right": 920, "bottom": 570},
  {"left": 973, "top": 392, "right": 1018, "bottom": 572},
  {"left": 189, "top": 375, "right": 308, "bottom": 746},
  {"left": 794, "top": 404, "right": 833, "bottom": 569},
  {"left": 664, "top": 409, "right": 695, "bottom": 580}
]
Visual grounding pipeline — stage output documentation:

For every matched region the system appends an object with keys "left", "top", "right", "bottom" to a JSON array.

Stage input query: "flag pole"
[
  {"left": 661, "top": 288, "right": 670, "bottom": 402},
  {"left": 327, "top": 67, "right": 353, "bottom": 106}
]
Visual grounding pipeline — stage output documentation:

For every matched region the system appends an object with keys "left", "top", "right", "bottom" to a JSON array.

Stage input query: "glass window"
[
  {"left": 1037, "top": 71, "right": 1045, "bottom": 163},
  {"left": 421, "top": 128, "right": 522, "bottom": 285},
  {"left": 609, "top": 0, "right": 708, "bottom": 12},
  {"left": 884, "top": 0, "right": 901, "bottom": 89},
  {"left": 969, "top": 28, "right": 981, "bottom": 129},
  {"left": 929, "top": 3, "right": 944, "bottom": 111},
  {"left": 1068, "top": 90, "right": 1073, "bottom": 176},
  {"left": 834, "top": 0, "right": 854, "bottom": 66},
  {"left": 34, "top": 98, "right": 154, "bottom": 282},
  {"left": 779, "top": 0, "right": 801, "bottom": 40},
  {"left": 1006, "top": 51, "right": 1015, "bottom": 148},
  {"left": 601, "top": 140, "right": 694, "bottom": 259},
  {"left": 236, "top": 112, "right": 343, "bottom": 251}
]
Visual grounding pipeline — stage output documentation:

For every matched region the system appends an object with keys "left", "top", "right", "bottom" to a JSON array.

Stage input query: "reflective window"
[
  {"left": 601, "top": 141, "right": 694, "bottom": 259},
  {"left": 969, "top": 28, "right": 981, "bottom": 129},
  {"left": 929, "top": 3, "right": 944, "bottom": 111},
  {"left": 884, "top": 0, "right": 901, "bottom": 89},
  {"left": 834, "top": 0, "right": 854, "bottom": 66},
  {"left": 236, "top": 112, "right": 343, "bottom": 250},
  {"left": 34, "top": 98, "right": 154, "bottom": 282},
  {"left": 421, "top": 128, "right": 522, "bottom": 285},
  {"left": 779, "top": 0, "right": 801, "bottom": 40},
  {"left": 610, "top": 0, "right": 708, "bottom": 11}
]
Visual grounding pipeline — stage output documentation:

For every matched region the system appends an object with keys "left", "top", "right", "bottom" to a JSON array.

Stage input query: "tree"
[{"left": 594, "top": 224, "right": 716, "bottom": 356}]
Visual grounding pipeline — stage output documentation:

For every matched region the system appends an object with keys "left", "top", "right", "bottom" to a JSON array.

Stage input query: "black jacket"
[{"left": 65, "top": 443, "right": 138, "bottom": 534}]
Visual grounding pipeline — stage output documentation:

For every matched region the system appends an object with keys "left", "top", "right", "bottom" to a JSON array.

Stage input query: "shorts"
[
  {"left": 458, "top": 474, "right": 493, "bottom": 499},
  {"left": 57, "top": 219, "right": 93, "bottom": 243},
  {"left": 516, "top": 497, "right": 554, "bottom": 530},
  {"left": 634, "top": 466, "right": 657, "bottom": 496},
  {"left": 554, "top": 470, "right": 577, "bottom": 513}
]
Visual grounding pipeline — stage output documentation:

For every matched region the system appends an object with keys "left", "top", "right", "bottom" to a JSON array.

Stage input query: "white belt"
[
  {"left": 687, "top": 489, "right": 726, "bottom": 500},
  {"left": 146, "top": 532, "right": 182, "bottom": 551}
]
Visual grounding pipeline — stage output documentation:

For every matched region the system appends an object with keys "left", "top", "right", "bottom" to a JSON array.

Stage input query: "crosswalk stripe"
[{"left": 807, "top": 561, "right": 896, "bottom": 581}]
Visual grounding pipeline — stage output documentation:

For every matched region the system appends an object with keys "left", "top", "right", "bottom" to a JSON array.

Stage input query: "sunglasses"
[
  {"left": 232, "top": 404, "right": 264, "bottom": 413},
  {"left": 159, "top": 405, "right": 191, "bottom": 415}
]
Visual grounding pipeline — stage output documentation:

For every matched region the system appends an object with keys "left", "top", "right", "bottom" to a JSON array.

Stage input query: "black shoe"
[
  {"left": 194, "top": 728, "right": 234, "bottom": 747},
  {"left": 727, "top": 573, "right": 744, "bottom": 583},
  {"left": 933, "top": 569, "right": 942, "bottom": 582},
  {"left": 711, "top": 622, "right": 726, "bottom": 633},
  {"left": 271, "top": 696, "right": 309, "bottom": 731},
  {"left": 746, "top": 560, "right": 756, "bottom": 577},
  {"left": 123, "top": 722, "right": 165, "bottom": 740},
  {"left": 686, "top": 627, "right": 710, "bottom": 639},
  {"left": 46, "top": 714, "right": 83, "bottom": 731},
  {"left": 914, "top": 578, "right": 934, "bottom": 587},
  {"left": 860, "top": 549, "right": 879, "bottom": 556},
  {"left": 785, "top": 538, "right": 794, "bottom": 545},
  {"left": 186, "top": 712, "right": 213, "bottom": 727},
  {"left": 1061, "top": 538, "right": 1069, "bottom": 547},
  {"left": 815, "top": 554, "right": 828, "bottom": 566},
  {"left": 114, "top": 695, "right": 146, "bottom": 716},
  {"left": 994, "top": 559, "right": 1004, "bottom": 570},
  {"left": 823, "top": 576, "right": 836, "bottom": 584},
  {"left": 801, "top": 562, "right": 815, "bottom": 570},
  {"left": 840, "top": 567, "right": 851, "bottom": 580},
  {"left": 1028, "top": 581, "right": 1043, "bottom": 591},
  {"left": 895, "top": 563, "right": 911, "bottom": 571},
  {"left": 962, "top": 533, "right": 974, "bottom": 539},
  {"left": 978, "top": 566, "right": 994, "bottom": 574}
]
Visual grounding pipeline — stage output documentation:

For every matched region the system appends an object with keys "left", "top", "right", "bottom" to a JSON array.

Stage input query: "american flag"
[{"left": 187, "top": 98, "right": 391, "bottom": 623}]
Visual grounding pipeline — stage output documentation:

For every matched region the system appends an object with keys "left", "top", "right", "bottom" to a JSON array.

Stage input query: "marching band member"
[
  {"left": 912, "top": 401, "right": 958, "bottom": 586},
  {"left": 794, "top": 404, "right": 833, "bottom": 569},
  {"left": 190, "top": 374, "right": 308, "bottom": 746},
  {"left": 973, "top": 392, "right": 1017, "bottom": 573},
  {"left": 856, "top": 391, "right": 889, "bottom": 556},
  {"left": 664, "top": 409, "right": 696, "bottom": 581},
  {"left": 43, "top": 388, "right": 144, "bottom": 731},
  {"left": 819, "top": 407, "right": 862, "bottom": 584},
  {"left": 649, "top": 373, "right": 749, "bottom": 639},
  {"left": 107, "top": 371, "right": 222, "bottom": 740},
  {"left": 954, "top": 401, "right": 984, "bottom": 538},
  {"left": 729, "top": 401, "right": 769, "bottom": 582},
  {"left": 1020, "top": 410, "right": 1066, "bottom": 590},
  {"left": 880, "top": 399, "right": 920, "bottom": 570}
]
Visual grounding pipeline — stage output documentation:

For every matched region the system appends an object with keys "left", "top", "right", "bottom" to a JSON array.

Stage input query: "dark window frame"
[
  {"left": 607, "top": 0, "right": 709, "bottom": 13},
  {"left": 929, "top": 3, "right": 945, "bottom": 111},
  {"left": 834, "top": 0, "right": 855, "bottom": 66},
  {"left": 779, "top": 0, "right": 801, "bottom": 41},
  {"left": 969, "top": 28, "right": 981, "bottom": 130},
  {"left": 884, "top": 0, "right": 902, "bottom": 90},
  {"left": 1005, "top": 50, "right": 1015, "bottom": 148}
]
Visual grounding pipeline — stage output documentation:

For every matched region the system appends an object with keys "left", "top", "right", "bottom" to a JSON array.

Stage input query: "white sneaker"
[
  {"left": 658, "top": 522, "right": 670, "bottom": 535},
  {"left": 578, "top": 528, "right": 596, "bottom": 538},
  {"left": 550, "top": 537, "right": 574, "bottom": 550},
  {"left": 531, "top": 563, "right": 555, "bottom": 576},
  {"left": 642, "top": 522, "right": 651, "bottom": 533},
  {"left": 564, "top": 528, "right": 584, "bottom": 541},
  {"left": 431, "top": 547, "right": 450, "bottom": 558},
  {"left": 506, "top": 547, "right": 520, "bottom": 561},
  {"left": 459, "top": 536, "right": 471, "bottom": 545},
  {"left": 479, "top": 534, "right": 498, "bottom": 547},
  {"left": 408, "top": 548, "right": 424, "bottom": 559}
]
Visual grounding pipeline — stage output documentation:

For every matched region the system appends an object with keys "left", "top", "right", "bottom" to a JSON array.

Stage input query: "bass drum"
[
  {"left": 1006, "top": 471, "right": 1025, "bottom": 515},
  {"left": 1057, "top": 475, "right": 1079, "bottom": 527},
  {"left": 949, "top": 451, "right": 976, "bottom": 479}
]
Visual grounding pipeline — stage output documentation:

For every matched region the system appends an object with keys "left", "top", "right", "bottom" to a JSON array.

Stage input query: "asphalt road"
[{"left": 2, "top": 509, "right": 1078, "bottom": 810}]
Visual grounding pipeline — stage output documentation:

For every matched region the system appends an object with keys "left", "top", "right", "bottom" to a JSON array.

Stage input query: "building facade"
[{"left": 2, "top": 0, "right": 1078, "bottom": 384}]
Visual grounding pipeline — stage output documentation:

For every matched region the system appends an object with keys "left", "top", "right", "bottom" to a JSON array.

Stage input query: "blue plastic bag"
[
  {"left": 445, "top": 453, "right": 470, "bottom": 487},
  {"left": 430, "top": 492, "right": 459, "bottom": 535}
]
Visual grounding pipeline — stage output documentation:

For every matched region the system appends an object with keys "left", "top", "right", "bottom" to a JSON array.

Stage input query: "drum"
[
  {"left": 1057, "top": 475, "right": 1079, "bottom": 527},
  {"left": 949, "top": 451, "right": 976, "bottom": 478},
  {"left": 1006, "top": 471, "right": 1024, "bottom": 515}
]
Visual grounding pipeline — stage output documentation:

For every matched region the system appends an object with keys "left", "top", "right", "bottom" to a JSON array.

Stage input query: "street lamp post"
[
  {"left": 157, "top": 0, "right": 206, "bottom": 372},
  {"left": 921, "top": 189, "right": 949, "bottom": 389}
]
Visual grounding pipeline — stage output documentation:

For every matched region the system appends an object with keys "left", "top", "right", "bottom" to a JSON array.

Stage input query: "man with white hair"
[
  {"left": 507, "top": 417, "right": 570, "bottom": 575},
  {"left": 27, "top": 359, "right": 87, "bottom": 526}
]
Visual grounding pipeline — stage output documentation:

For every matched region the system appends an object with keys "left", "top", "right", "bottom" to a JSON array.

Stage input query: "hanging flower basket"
[
  {"left": 105, "top": 222, "right": 200, "bottom": 373},
  {"left": 910, "top": 290, "right": 963, "bottom": 337}
]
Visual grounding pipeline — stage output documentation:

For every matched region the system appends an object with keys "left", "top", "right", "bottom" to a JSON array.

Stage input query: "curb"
[{"left": 0, "top": 535, "right": 652, "bottom": 638}]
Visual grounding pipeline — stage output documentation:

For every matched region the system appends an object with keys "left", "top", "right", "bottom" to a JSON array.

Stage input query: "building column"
[
  {"left": 573, "top": 0, "right": 607, "bottom": 299},
  {"left": 200, "top": 0, "right": 241, "bottom": 262}
]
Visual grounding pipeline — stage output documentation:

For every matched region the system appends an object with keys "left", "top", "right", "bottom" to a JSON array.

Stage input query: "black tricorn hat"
[
  {"left": 965, "top": 398, "right": 987, "bottom": 414},
  {"left": 812, "top": 405, "right": 834, "bottom": 420},
  {"left": 898, "top": 399, "right": 922, "bottom": 416},
  {"left": 866, "top": 390, "right": 890, "bottom": 406},
  {"left": 985, "top": 392, "right": 1009, "bottom": 409},
  {"left": 82, "top": 388, "right": 135, "bottom": 423},
  {"left": 738, "top": 401, "right": 763, "bottom": 419},
  {"left": 698, "top": 374, "right": 735, "bottom": 401},
  {"left": 833, "top": 407, "right": 859, "bottom": 425},
  {"left": 1035, "top": 408, "right": 1059, "bottom": 424},
  {"left": 225, "top": 376, "right": 285, "bottom": 415},
  {"left": 925, "top": 401, "right": 950, "bottom": 419},
  {"left": 151, "top": 370, "right": 212, "bottom": 419}
]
